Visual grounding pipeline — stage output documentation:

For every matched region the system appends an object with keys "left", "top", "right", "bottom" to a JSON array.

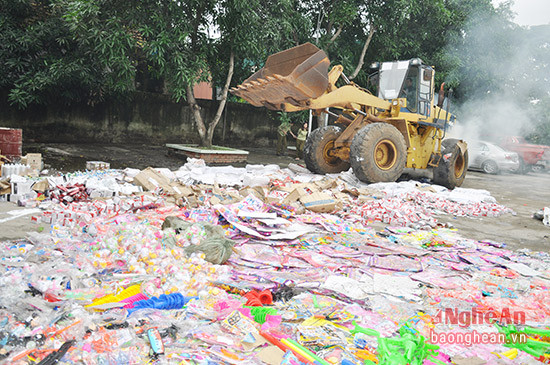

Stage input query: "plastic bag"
[{"left": 162, "top": 216, "right": 235, "bottom": 264}]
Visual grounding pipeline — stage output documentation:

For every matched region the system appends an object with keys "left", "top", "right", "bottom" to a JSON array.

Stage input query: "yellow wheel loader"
[{"left": 230, "top": 43, "right": 468, "bottom": 189}]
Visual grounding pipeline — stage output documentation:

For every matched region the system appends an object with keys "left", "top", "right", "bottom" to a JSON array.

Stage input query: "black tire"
[
  {"left": 482, "top": 160, "right": 499, "bottom": 174},
  {"left": 349, "top": 123, "right": 407, "bottom": 183},
  {"left": 433, "top": 139, "right": 468, "bottom": 189},
  {"left": 304, "top": 126, "right": 350, "bottom": 174}
]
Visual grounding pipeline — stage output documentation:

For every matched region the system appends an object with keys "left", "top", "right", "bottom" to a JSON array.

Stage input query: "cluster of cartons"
[
  {"left": 0, "top": 153, "right": 43, "bottom": 202},
  {"left": 131, "top": 167, "right": 378, "bottom": 214}
]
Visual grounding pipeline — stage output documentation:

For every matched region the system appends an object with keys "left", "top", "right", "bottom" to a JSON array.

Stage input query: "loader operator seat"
[{"left": 400, "top": 77, "right": 417, "bottom": 113}]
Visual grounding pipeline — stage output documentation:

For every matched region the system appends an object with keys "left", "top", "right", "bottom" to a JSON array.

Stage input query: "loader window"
[
  {"left": 418, "top": 67, "right": 433, "bottom": 117},
  {"left": 378, "top": 61, "right": 409, "bottom": 100},
  {"left": 399, "top": 68, "right": 419, "bottom": 112}
]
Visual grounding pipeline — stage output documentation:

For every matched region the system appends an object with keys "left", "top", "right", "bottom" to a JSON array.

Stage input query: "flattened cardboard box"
[
  {"left": 133, "top": 167, "right": 172, "bottom": 193},
  {"left": 282, "top": 187, "right": 308, "bottom": 204},
  {"left": 300, "top": 191, "right": 336, "bottom": 213},
  {"left": 314, "top": 178, "right": 337, "bottom": 191},
  {"left": 0, "top": 179, "right": 11, "bottom": 195},
  {"left": 239, "top": 186, "right": 265, "bottom": 201},
  {"left": 169, "top": 183, "right": 194, "bottom": 197}
]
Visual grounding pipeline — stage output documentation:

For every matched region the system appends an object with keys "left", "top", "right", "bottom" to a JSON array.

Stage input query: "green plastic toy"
[
  {"left": 243, "top": 306, "right": 277, "bottom": 324},
  {"left": 350, "top": 321, "right": 444, "bottom": 365},
  {"left": 495, "top": 323, "right": 550, "bottom": 358}
]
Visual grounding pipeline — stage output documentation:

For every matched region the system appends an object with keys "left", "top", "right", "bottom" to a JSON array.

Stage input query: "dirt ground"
[{"left": 1, "top": 142, "right": 549, "bottom": 252}]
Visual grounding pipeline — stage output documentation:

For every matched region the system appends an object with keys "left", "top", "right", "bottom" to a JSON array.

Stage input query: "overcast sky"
[{"left": 494, "top": 0, "right": 550, "bottom": 26}]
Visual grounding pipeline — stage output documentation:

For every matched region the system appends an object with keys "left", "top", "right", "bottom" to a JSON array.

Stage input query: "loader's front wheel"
[
  {"left": 433, "top": 138, "right": 469, "bottom": 189},
  {"left": 350, "top": 123, "right": 407, "bottom": 183},
  {"left": 304, "top": 126, "right": 350, "bottom": 174}
]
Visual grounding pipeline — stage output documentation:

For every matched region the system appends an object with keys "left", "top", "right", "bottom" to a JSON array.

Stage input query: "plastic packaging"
[
  {"left": 127, "top": 293, "right": 197, "bottom": 314},
  {"left": 162, "top": 216, "right": 235, "bottom": 264}
]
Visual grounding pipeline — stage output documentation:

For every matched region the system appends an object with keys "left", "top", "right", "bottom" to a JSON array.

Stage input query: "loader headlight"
[
  {"left": 369, "top": 62, "right": 380, "bottom": 70},
  {"left": 410, "top": 58, "right": 422, "bottom": 66}
]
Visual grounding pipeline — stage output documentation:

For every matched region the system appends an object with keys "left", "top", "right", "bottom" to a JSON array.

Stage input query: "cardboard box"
[
  {"left": 32, "top": 179, "right": 49, "bottom": 193},
  {"left": 210, "top": 195, "right": 222, "bottom": 205},
  {"left": 239, "top": 186, "right": 265, "bottom": 201},
  {"left": 282, "top": 187, "right": 308, "bottom": 204},
  {"left": 300, "top": 191, "right": 336, "bottom": 213},
  {"left": 185, "top": 195, "right": 199, "bottom": 208},
  {"left": 86, "top": 161, "right": 110, "bottom": 170},
  {"left": 356, "top": 195, "right": 375, "bottom": 204},
  {"left": 314, "top": 178, "right": 337, "bottom": 191},
  {"left": 265, "top": 196, "right": 279, "bottom": 205},
  {"left": 22, "top": 153, "right": 42, "bottom": 171},
  {"left": 287, "top": 201, "right": 305, "bottom": 215},
  {"left": 170, "top": 183, "right": 194, "bottom": 197},
  {"left": 133, "top": 167, "right": 172, "bottom": 192},
  {"left": 0, "top": 179, "right": 10, "bottom": 195}
]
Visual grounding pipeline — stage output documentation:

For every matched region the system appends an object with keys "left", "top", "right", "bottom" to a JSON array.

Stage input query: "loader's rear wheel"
[
  {"left": 433, "top": 138, "right": 468, "bottom": 189},
  {"left": 304, "top": 126, "right": 350, "bottom": 174},
  {"left": 349, "top": 123, "right": 407, "bottom": 183}
]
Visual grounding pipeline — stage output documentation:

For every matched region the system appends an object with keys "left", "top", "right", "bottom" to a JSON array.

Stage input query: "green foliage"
[
  {"left": 444, "top": 0, "right": 518, "bottom": 100},
  {"left": 1, "top": 0, "right": 309, "bottom": 108},
  {"left": 213, "top": 0, "right": 310, "bottom": 92},
  {"left": 278, "top": 111, "right": 293, "bottom": 125},
  {"left": 0, "top": 0, "right": 95, "bottom": 107},
  {"left": 0, "top": 0, "right": 212, "bottom": 106},
  {"left": 527, "top": 97, "right": 550, "bottom": 146},
  {"left": 61, "top": 0, "right": 213, "bottom": 103},
  {"left": 2, "top": 0, "right": 548, "bottom": 145}
]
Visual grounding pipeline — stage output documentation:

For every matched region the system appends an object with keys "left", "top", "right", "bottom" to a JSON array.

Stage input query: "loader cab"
[{"left": 370, "top": 59, "right": 434, "bottom": 117}]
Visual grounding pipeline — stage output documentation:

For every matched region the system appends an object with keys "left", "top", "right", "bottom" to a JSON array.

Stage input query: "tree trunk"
[
  {"left": 349, "top": 25, "right": 375, "bottom": 80},
  {"left": 328, "top": 25, "right": 343, "bottom": 44},
  {"left": 186, "top": 84, "right": 208, "bottom": 146},
  {"left": 206, "top": 50, "right": 235, "bottom": 147},
  {"left": 313, "top": 10, "right": 324, "bottom": 45}
]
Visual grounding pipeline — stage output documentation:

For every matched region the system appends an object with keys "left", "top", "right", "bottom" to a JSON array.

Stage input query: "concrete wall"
[{"left": 0, "top": 92, "right": 281, "bottom": 147}]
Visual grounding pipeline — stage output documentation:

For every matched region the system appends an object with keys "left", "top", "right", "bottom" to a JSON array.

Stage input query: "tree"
[
  {"left": 6, "top": 0, "right": 538, "bottom": 146},
  {"left": 296, "top": 0, "right": 467, "bottom": 86},
  {"left": 444, "top": 0, "right": 517, "bottom": 100},
  {"left": 189, "top": 0, "right": 308, "bottom": 147},
  {"left": 299, "top": 0, "right": 376, "bottom": 82},
  {"left": 0, "top": 0, "right": 100, "bottom": 107},
  {"left": 61, "top": 0, "right": 219, "bottom": 145},
  {"left": 1, "top": 0, "right": 310, "bottom": 148}
]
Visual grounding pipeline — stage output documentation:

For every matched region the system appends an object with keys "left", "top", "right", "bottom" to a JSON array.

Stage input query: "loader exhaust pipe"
[{"left": 437, "top": 83, "right": 446, "bottom": 108}]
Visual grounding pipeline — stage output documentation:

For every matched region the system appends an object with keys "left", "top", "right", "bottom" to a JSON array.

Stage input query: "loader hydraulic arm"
[
  {"left": 231, "top": 42, "right": 468, "bottom": 189},
  {"left": 230, "top": 43, "right": 391, "bottom": 115},
  {"left": 283, "top": 82, "right": 391, "bottom": 113}
]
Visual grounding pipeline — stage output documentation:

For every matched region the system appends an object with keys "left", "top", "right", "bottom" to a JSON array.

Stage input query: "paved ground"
[
  {"left": 443, "top": 170, "right": 549, "bottom": 251},
  {"left": 1, "top": 142, "right": 549, "bottom": 252}
]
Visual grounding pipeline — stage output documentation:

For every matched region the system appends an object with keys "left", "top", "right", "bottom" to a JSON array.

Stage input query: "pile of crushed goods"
[{"left": 0, "top": 159, "right": 548, "bottom": 365}]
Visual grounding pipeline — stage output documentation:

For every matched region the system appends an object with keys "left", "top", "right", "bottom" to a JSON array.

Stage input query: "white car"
[{"left": 467, "top": 141, "right": 519, "bottom": 174}]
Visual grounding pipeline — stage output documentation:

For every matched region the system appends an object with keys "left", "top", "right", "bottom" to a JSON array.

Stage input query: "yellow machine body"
[{"left": 231, "top": 43, "right": 467, "bottom": 187}]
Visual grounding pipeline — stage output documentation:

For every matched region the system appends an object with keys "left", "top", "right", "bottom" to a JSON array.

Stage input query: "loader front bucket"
[{"left": 230, "top": 43, "right": 330, "bottom": 110}]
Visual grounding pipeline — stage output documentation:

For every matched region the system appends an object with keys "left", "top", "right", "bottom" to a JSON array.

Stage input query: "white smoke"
[
  {"left": 448, "top": 91, "right": 532, "bottom": 145},
  {"left": 446, "top": 5, "right": 550, "bottom": 146}
]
